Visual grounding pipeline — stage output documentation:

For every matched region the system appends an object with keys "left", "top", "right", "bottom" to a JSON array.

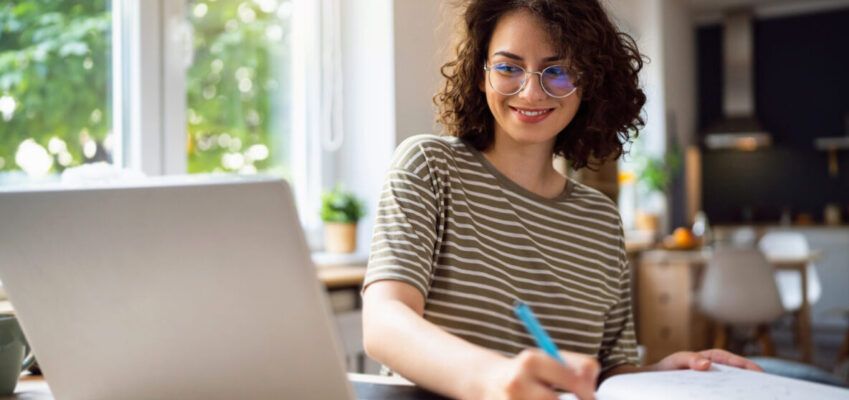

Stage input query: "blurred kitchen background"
[{"left": 603, "top": 0, "right": 849, "bottom": 380}]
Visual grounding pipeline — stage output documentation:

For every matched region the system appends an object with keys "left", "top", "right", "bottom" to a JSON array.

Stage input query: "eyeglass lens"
[{"left": 488, "top": 62, "right": 576, "bottom": 97}]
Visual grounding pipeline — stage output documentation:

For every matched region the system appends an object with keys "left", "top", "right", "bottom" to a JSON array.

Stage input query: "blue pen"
[{"left": 514, "top": 300, "right": 566, "bottom": 365}]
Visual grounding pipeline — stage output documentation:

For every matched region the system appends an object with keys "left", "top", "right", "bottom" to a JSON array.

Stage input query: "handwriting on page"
[
  {"left": 594, "top": 364, "right": 849, "bottom": 400},
  {"left": 559, "top": 364, "right": 849, "bottom": 400}
]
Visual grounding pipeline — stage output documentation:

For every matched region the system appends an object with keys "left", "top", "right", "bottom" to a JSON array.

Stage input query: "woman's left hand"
[{"left": 650, "top": 349, "right": 763, "bottom": 372}]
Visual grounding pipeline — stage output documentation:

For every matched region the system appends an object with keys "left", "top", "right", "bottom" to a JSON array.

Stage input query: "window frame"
[
  {"left": 112, "top": 0, "right": 183, "bottom": 176},
  {"left": 116, "top": 0, "right": 325, "bottom": 239}
]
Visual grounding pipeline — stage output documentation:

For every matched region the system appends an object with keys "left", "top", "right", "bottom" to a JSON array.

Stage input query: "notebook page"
[
  {"left": 590, "top": 364, "right": 849, "bottom": 400},
  {"left": 558, "top": 392, "right": 613, "bottom": 400}
]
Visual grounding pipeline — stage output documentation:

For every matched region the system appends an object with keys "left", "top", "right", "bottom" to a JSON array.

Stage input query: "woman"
[{"left": 362, "top": 1, "right": 760, "bottom": 399}]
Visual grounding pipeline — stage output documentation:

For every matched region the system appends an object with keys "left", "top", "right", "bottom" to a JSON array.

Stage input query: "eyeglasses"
[{"left": 483, "top": 62, "right": 578, "bottom": 99}]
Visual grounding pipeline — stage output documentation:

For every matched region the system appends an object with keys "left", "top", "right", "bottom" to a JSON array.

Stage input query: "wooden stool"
[{"left": 837, "top": 325, "right": 849, "bottom": 365}]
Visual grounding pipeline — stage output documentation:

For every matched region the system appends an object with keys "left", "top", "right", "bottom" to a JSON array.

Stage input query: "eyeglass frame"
[{"left": 483, "top": 62, "right": 579, "bottom": 99}]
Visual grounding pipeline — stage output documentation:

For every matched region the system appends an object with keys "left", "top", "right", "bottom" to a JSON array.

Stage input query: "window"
[
  {"left": 1, "top": 0, "right": 327, "bottom": 230},
  {"left": 0, "top": 1, "right": 115, "bottom": 182},
  {"left": 185, "top": 0, "right": 293, "bottom": 177}
]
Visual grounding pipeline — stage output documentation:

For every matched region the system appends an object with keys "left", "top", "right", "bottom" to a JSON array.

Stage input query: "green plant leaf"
[{"left": 320, "top": 186, "right": 366, "bottom": 223}]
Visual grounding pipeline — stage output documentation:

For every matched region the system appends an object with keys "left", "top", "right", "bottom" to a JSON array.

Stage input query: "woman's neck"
[{"left": 482, "top": 135, "right": 566, "bottom": 200}]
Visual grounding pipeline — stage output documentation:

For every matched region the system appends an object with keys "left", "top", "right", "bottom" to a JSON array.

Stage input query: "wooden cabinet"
[{"left": 635, "top": 250, "right": 711, "bottom": 364}]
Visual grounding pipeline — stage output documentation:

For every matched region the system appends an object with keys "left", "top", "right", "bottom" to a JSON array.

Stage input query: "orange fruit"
[{"left": 673, "top": 227, "right": 696, "bottom": 248}]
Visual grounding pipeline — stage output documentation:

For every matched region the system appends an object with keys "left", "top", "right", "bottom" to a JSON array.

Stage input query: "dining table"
[{"left": 635, "top": 247, "right": 821, "bottom": 364}]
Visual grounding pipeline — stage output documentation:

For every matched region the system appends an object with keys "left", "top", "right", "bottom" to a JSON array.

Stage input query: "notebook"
[{"left": 560, "top": 364, "right": 849, "bottom": 399}]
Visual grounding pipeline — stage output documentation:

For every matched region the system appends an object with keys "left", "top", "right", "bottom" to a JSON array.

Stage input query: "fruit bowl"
[{"left": 661, "top": 227, "right": 700, "bottom": 251}]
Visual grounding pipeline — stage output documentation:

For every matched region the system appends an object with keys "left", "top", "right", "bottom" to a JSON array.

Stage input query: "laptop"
[{"left": 0, "top": 176, "right": 356, "bottom": 400}]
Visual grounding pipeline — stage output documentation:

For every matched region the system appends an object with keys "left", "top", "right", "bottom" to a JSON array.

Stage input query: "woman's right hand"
[{"left": 474, "top": 349, "right": 599, "bottom": 400}]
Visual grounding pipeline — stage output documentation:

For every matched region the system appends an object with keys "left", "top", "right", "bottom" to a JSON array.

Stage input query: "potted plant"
[
  {"left": 634, "top": 150, "right": 680, "bottom": 237},
  {"left": 320, "top": 186, "right": 366, "bottom": 253}
]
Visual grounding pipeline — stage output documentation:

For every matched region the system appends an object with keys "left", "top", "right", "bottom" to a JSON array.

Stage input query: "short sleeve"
[
  {"left": 598, "top": 256, "right": 640, "bottom": 372},
  {"left": 363, "top": 139, "right": 441, "bottom": 299}
]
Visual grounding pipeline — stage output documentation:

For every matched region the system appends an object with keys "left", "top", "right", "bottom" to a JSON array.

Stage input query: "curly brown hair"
[{"left": 435, "top": 0, "right": 646, "bottom": 170}]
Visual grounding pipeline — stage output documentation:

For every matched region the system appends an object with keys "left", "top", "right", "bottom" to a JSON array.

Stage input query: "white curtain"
[{"left": 320, "top": 0, "right": 344, "bottom": 153}]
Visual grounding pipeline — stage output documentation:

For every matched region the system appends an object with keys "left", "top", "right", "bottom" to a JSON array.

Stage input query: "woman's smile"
[{"left": 509, "top": 106, "right": 555, "bottom": 123}]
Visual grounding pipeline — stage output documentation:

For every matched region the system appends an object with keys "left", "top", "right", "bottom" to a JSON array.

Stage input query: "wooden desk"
[
  {"left": 1, "top": 375, "right": 50, "bottom": 399},
  {"left": 3, "top": 373, "right": 447, "bottom": 400},
  {"left": 317, "top": 264, "right": 367, "bottom": 290},
  {"left": 636, "top": 249, "right": 820, "bottom": 364}
]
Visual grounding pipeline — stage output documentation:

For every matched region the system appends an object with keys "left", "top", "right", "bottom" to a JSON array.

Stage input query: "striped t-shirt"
[{"left": 364, "top": 134, "right": 638, "bottom": 372}]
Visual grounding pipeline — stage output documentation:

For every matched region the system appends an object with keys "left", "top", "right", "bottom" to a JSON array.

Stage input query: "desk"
[
  {"left": 636, "top": 249, "right": 820, "bottom": 364},
  {"left": 318, "top": 263, "right": 367, "bottom": 290},
  {"left": 3, "top": 374, "right": 448, "bottom": 400}
]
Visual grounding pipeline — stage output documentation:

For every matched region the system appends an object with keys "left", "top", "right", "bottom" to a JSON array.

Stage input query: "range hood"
[{"left": 704, "top": 10, "right": 771, "bottom": 151}]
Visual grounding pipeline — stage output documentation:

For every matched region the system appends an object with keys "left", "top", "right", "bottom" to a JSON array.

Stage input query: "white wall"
[
  {"left": 338, "top": 0, "right": 396, "bottom": 254},
  {"left": 337, "top": 0, "right": 452, "bottom": 254},
  {"left": 605, "top": 0, "right": 668, "bottom": 158},
  {"left": 393, "top": 1, "right": 456, "bottom": 143},
  {"left": 662, "top": 0, "right": 697, "bottom": 150},
  {"left": 662, "top": 0, "right": 698, "bottom": 226}
]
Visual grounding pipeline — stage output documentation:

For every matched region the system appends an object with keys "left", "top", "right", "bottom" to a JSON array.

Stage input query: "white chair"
[
  {"left": 698, "top": 246, "right": 785, "bottom": 355},
  {"left": 758, "top": 232, "right": 822, "bottom": 312},
  {"left": 729, "top": 226, "right": 758, "bottom": 247}
]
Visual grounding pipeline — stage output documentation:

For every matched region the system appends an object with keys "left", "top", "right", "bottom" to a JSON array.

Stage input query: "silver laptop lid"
[{"left": 0, "top": 176, "right": 354, "bottom": 400}]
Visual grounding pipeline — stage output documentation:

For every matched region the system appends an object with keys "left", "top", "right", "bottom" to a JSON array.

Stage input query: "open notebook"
[{"left": 561, "top": 364, "right": 849, "bottom": 400}]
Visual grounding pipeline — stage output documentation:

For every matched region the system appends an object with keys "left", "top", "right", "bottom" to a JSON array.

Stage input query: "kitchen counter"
[{"left": 714, "top": 224, "right": 849, "bottom": 230}]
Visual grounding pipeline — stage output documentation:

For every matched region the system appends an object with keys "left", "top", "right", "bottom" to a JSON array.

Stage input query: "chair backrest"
[
  {"left": 758, "top": 230, "right": 822, "bottom": 307},
  {"left": 698, "top": 246, "right": 785, "bottom": 325},
  {"left": 759, "top": 231, "right": 811, "bottom": 258},
  {"left": 729, "top": 226, "right": 758, "bottom": 248}
]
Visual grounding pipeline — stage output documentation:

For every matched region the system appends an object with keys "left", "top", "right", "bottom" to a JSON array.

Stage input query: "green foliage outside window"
[
  {"left": 0, "top": 1, "right": 112, "bottom": 174},
  {"left": 186, "top": 0, "right": 292, "bottom": 176},
  {"left": 0, "top": 0, "right": 293, "bottom": 178}
]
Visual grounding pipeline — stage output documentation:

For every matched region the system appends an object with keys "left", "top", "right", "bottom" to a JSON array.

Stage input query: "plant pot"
[
  {"left": 324, "top": 222, "right": 357, "bottom": 253},
  {"left": 635, "top": 211, "right": 660, "bottom": 239}
]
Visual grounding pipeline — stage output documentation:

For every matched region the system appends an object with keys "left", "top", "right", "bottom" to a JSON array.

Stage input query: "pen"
[{"left": 514, "top": 300, "right": 566, "bottom": 365}]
